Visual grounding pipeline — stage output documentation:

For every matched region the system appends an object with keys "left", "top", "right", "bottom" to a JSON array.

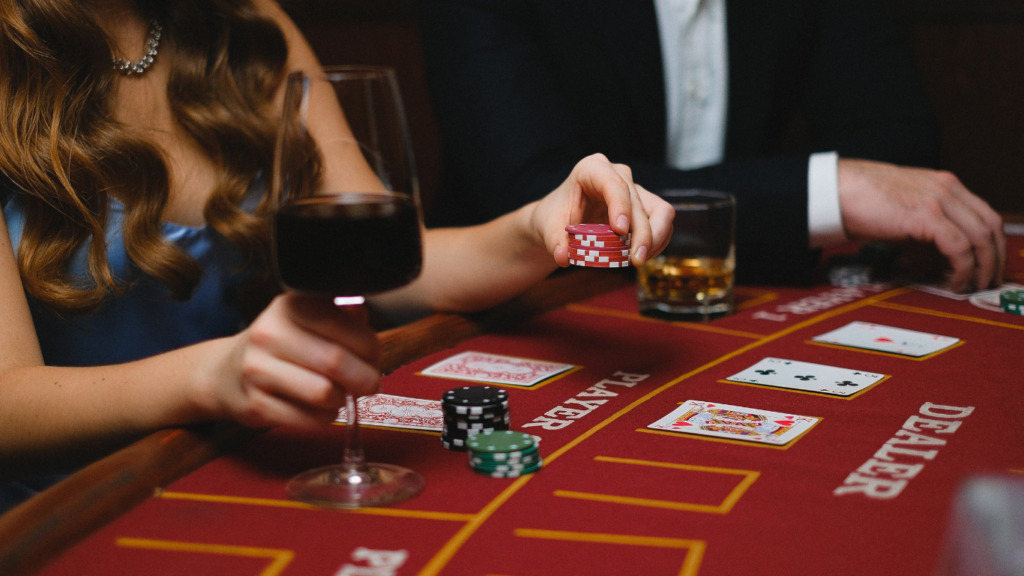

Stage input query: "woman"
[{"left": 0, "top": 0, "right": 672, "bottom": 510}]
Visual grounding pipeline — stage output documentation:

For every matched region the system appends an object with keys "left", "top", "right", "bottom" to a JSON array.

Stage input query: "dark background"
[{"left": 283, "top": 0, "right": 1024, "bottom": 220}]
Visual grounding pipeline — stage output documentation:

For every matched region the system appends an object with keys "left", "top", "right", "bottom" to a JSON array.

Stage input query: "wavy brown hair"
[{"left": 0, "top": 0, "right": 288, "bottom": 315}]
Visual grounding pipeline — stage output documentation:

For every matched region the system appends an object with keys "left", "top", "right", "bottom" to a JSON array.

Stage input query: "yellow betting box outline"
[
  {"left": 116, "top": 537, "right": 294, "bottom": 576},
  {"left": 554, "top": 456, "right": 759, "bottom": 514},
  {"left": 566, "top": 303, "right": 768, "bottom": 339},
  {"left": 512, "top": 529, "right": 706, "bottom": 576},
  {"left": 416, "top": 360, "right": 583, "bottom": 391},
  {"left": 417, "top": 287, "right": 912, "bottom": 576},
  {"left": 804, "top": 338, "right": 965, "bottom": 361},
  {"left": 716, "top": 374, "right": 892, "bottom": 400}
]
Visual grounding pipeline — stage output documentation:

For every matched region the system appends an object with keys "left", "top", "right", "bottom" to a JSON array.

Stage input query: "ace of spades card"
[
  {"left": 648, "top": 400, "right": 819, "bottom": 445},
  {"left": 724, "top": 357, "right": 887, "bottom": 397}
]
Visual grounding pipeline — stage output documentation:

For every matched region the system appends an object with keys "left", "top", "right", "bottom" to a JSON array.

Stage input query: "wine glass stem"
[{"left": 343, "top": 392, "right": 366, "bottom": 473}]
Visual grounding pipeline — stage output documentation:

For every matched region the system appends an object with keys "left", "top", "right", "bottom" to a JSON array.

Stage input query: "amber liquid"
[
  {"left": 274, "top": 193, "right": 422, "bottom": 296},
  {"left": 638, "top": 255, "right": 734, "bottom": 319}
]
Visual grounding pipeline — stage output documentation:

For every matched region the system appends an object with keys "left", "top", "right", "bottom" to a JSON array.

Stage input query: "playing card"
[
  {"left": 336, "top": 394, "right": 443, "bottom": 431},
  {"left": 418, "top": 351, "right": 575, "bottom": 387},
  {"left": 914, "top": 282, "right": 1024, "bottom": 301},
  {"left": 648, "top": 400, "right": 818, "bottom": 445},
  {"left": 724, "top": 357, "right": 886, "bottom": 396},
  {"left": 812, "top": 321, "right": 959, "bottom": 358}
]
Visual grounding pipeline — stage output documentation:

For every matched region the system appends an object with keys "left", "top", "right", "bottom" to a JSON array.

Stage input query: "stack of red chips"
[{"left": 566, "top": 224, "right": 631, "bottom": 268}]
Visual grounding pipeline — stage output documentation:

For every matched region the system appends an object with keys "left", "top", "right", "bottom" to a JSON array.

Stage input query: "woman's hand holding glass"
[{"left": 209, "top": 293, "right": 381, "bottom": 430}]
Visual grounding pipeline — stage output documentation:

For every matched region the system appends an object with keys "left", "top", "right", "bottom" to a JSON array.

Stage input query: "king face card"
[
  {"left": 811, "top": 321, "right": 959, "bottom": 357},
  {"left": 336, "top": 394, "right": 443, "bottom": 431},
  {"left": 649, "top": 400, "right": 819, "bottom": 445},
  {"left": 724, "top": 357, "right": 887, "bottom": 397},
  {"left": 419, "top": 351, "right": 576, "bottom": 387}
]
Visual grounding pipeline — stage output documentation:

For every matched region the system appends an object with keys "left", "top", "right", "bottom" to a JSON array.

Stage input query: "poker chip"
[
  {"left": 570, "top": 233, "right": 631, "bottom": 242},
  {"left": 443, "top": 386, "right": 508, "bottom": 406},
  {"left": 569, "top": 258, "right": 631, "bottom": 268},
  {"left": 473, "top": 461, "right": 543, "bottom": 478},
  {"left": 565, "top": 223, "right": 617, "bottom": 235},
  {"left": 570, "top": 246, "right": 631, "bottom": 256},
  {"left": 467, "top": 430, "right": 535, "bottom": 452},
  {"left": 470, "top": 452, "right": 540, "bottom": 469},
  {"left": 574, "top": 238, "right": 631, "bottom": 248},
  {"left": 1000, "top": 290, "right": 1024, "bottom": 315},
  {"left": 572, "top": 253, "right": 630, "bottom": 263},
  {"left": 440, "top": 386, "right": 512, "bottom": 451},
  {"left": 466, "top": 430, "right": 543, "bottom": 477}
]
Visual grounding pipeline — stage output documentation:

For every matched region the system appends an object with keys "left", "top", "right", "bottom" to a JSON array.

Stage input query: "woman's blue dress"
[{"left": 0, "top": 184, "right": 262, "bottom": 512}]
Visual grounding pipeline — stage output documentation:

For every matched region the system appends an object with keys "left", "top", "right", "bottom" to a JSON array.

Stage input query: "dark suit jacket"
[{"left": 419, "top": 0, "right": 940, "bottom": 284}]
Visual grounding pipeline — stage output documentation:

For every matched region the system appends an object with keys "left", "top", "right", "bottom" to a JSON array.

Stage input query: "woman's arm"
[
  {"left": 0, "top": 211, "right": 383, "bottom": 477},
  {"left": 373, "top": 156, "right": 673, "bottom": 314}
]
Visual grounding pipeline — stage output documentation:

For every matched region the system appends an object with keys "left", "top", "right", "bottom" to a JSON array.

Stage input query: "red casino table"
[{"left": 2, "top": 238, "right": 1023, "bottom": 576}]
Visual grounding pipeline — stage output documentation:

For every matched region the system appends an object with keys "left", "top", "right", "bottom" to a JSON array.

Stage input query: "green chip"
[
  {"left": 470, "top": 455, "right": 540, "bottom": 471},
  {"left": 473, "top": 461, "right": 543, "bottom": 477},
  {"left": 1000, "top": 290, "right": 1024, "bottom": 306},
  {"left": 466, "top": 430, "right": 536, "bottom": 453},
  {"left": 469, "top": 446, "right": 540, "bottom": 463}
]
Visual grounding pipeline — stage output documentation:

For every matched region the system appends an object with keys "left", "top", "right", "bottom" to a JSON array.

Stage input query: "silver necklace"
[{"left": 112, "top": 21, "right": 162, "bottom": 76}]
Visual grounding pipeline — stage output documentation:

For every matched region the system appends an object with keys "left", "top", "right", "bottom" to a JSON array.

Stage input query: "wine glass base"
[{"left": 286, "top": 463, "right": 425, "bottom": 509}]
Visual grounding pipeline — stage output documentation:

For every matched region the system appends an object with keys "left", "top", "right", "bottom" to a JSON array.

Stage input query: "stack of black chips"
[{"left": 441, "top": 386, "right": 510, "bottom": 451}]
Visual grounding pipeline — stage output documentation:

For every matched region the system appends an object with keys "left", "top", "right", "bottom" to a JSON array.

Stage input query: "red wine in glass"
[{"left": 275, "top": 193, "right": 422, "bottom": 296}]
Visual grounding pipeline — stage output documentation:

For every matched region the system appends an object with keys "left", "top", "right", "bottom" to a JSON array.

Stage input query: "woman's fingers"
[{"left": 228, "top": 294, "right": 383, "bottom": 428}]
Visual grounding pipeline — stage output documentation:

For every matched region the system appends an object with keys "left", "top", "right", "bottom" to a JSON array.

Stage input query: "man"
[{"left": 420, "top": 0, "right": 1005, "bottom": 290}]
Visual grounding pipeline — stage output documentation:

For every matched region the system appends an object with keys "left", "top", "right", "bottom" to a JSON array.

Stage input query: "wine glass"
[{"left": 271, "top": 66, "right": 425, "bottom": 508}]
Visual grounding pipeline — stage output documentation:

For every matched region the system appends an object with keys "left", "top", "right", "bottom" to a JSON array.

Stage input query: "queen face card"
[
  {"left": 648, "top": 400, "right": 818, "bottom": 445},
  {"left": 725, "top": 357, "right": 886, "bottom": 397},
  {"left": 418, "top": 351, "right": 575, "bottom": 387},
  {"left": 336, "top": 394, "right": 443, "bottom": 431},
  {"left": 811, "top": 321, "right": 959, "bottom": 357}
]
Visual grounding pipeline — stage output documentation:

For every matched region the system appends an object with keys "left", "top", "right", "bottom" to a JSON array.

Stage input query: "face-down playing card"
[
  {"left": 337, "top": 394, "right": 443, "bottom": 431},
  {"left": 649, "top": 400, "right": 819, "bottom": 445},
  {"left": 724, "top": 357, "right": 887, "bottom": 397},
  {"left": 419, "top": 351, "right": 576, "bottom": 387},
  {"left": 811, "top": 321, "right": 959, "bottom": 358}
]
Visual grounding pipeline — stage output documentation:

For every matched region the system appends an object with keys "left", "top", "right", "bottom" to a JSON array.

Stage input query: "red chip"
[
  {"left": 573, "top": 253, "right": 630, "bottom": 263},
  {"left": 571, "top": 238, "right": 631, "bottom": 248},
  {"left": 569, "top": 258, "right": 632, "bottom": 268},
  {"left": 569, "top": 232, "right": 630, "bottom": 241},
  {"left": 565, "top": 223, "right": 617, "bottom": 235},
  {"left": 569, "top": 246, "right": 631, "bottom": 257}
]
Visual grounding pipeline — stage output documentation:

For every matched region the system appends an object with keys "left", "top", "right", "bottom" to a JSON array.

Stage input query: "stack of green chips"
[
  {"left": 466, "top": 430, "right": 542, "bottom": 478},
  {"left": 1000, "top": 290, "right": 1024, "bottom": 315}
]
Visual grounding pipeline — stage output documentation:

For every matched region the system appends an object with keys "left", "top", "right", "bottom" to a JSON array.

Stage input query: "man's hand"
[{"left": 838, "top": 159, "right": 1005, "bottom": 292}]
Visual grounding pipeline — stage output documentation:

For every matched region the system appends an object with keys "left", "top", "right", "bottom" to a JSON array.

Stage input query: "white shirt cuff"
[{"left": 807, "top": 151, "right": 846, "bottom": 248}]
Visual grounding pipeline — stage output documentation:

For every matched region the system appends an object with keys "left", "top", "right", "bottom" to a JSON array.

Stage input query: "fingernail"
[
  {"left": 616, "top": 214, "right": 629, "bottom": 232},
  {"left": 634, "top": 245, "right": 648, "bottom": 265}
]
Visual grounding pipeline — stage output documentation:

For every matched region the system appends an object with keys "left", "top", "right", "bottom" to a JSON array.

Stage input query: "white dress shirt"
[{"left": 653, "top": 0, "right": 847, "bottom": 248}]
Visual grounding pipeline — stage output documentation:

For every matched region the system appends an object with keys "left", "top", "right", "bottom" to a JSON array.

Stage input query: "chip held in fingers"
[{"left": 566, "top": 224, "right": 631, "bottom": 268}]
